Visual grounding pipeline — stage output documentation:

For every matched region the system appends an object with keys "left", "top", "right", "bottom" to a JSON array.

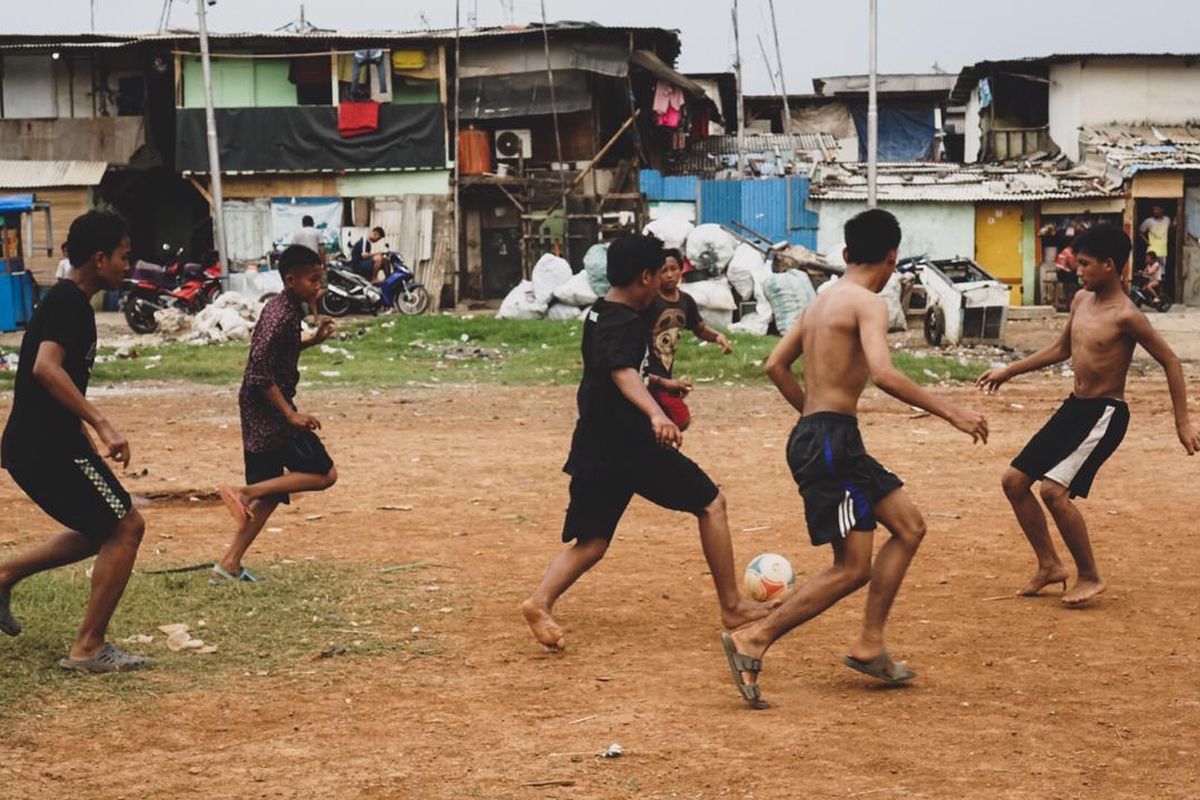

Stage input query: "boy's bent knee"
[
  {"left": 1039, "top": 480, "right": 1070, "bottom": 506},
  {"left": 1002, "top": 468, "right": 1033, "bottom": 498},
  {"left": 840, "top": 561, "right": 872, "bottom": 591},
  {"left": 114, "top": 509, "right": 145, "bottom": 543},
  {"left": 699, "top": 490, "right": 726, "bottom": 517},
  {"left": 895, "top": 514, "right": 927, "bottom": 549},
  {"left": 322, "top": 467, "right": 338, "bottom": 489}
]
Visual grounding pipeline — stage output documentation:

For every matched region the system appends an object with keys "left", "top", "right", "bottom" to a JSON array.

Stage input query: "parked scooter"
[
  {"left": 1130, "top": 275, "right": 1173, "bottom": 313},
  {"left": 378, "top": 252, "right": 430, "bottom": 315},
  {"left": 318, "top": 260, "right": 384, "bottom": 317},
  {"left": 120, "top": 247, "right": 223, "bottom": 334}
]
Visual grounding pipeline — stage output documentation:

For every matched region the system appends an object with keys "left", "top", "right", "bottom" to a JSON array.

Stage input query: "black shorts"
[
  {"left": 1011, "top": 395, "right": 1129, "bottom": 499},
  {"left": 562, "top": 444, "right": 719, "bottom": 543},
  {"left": 786, "top": 412, "right": 904, "bottom": 547},
  {"left": 244, "top": 431, "right": 335, "bottom": 505},
  {"left": 6, "top": 451, "right": 133, "bottom": 540}
]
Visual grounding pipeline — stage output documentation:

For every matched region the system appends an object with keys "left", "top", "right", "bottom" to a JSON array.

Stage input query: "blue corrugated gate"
[{"left": 641, "top": 170, "right": 818, "bottom": 249}]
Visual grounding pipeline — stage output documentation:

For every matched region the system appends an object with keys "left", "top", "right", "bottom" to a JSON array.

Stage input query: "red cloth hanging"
[
  {"left": 690, "top": 105, "right": 710, "bottom": 139},
  {"left": 338, "top": 101, "right": 379, "bottom": 138}
]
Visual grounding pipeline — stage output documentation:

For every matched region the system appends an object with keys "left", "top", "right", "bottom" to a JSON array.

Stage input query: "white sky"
[{"left": 10, "top": 0, "right": 1200, "bottom": 93}]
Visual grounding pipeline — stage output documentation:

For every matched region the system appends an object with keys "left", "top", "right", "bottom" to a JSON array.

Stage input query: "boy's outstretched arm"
[
  {"left": 611, "top": 368, "right": 682, "bottom": 448},
  {"left": 858, "top": 299, "right": 989, "bottom": 443},
  {"left": 764, "top": 313, "right": 806, "bottom": 413},
  {"left": 695, "top": 321, "right": 733, "bottom": 354},
  {"left": 1122, "top": 310, "right": 1200, "bottom": 454},
  {"left": 978, "top": 305, "right": 1074, "bottom": 392}
]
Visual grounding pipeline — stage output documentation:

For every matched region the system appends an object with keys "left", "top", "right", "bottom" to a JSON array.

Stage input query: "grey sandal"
[
  {"left": 842, "top": 651, "right": 916, "bottom": 684},
  {"left": 58, "top": 643, "right": 149, "bottom": 674},
  {"left": 720, "top": 633, "right": 770, "bottom": 709}
]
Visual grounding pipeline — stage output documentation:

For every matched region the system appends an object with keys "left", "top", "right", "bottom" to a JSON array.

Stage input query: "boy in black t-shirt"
[
  {"left": 521, "top": 234, "right": 770, "bottom": 651},
  {"left": 641, "top": 248, "right": 733, "bottom": 430},
  {"left": 0, "top": 211, "right": 150, "bottom": 673}
]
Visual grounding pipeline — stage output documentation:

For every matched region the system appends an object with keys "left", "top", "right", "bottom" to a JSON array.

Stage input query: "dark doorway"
[{"left": 481, "top": 228, "right": 522, "bottom": 299}]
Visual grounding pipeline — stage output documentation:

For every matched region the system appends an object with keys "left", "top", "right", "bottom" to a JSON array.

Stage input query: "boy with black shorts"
[
  {"left": 721, "top": 209, "right": 988, "bottom": 707},
  {"left": 0, "top": 210, "right": 150, "bottom": 673},
  {"left": 216, "top": 245, "right": 338, "bottom": 582},
  {"left": 641, "top": 248, "right": 733, "bottom": 430},
  {"left": 978, "top": 227, "right": 1199, "bottom": 605},
  {"left": 521, "top": 234, "right": 769, "bottom": 651}
]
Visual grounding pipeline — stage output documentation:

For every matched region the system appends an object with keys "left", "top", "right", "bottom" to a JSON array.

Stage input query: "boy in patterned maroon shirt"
[{"left": 216, "top": 245, "right": 338, "bottom": 582}]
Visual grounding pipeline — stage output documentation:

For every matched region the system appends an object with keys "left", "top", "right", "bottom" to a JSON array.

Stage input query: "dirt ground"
[{"left": 0, "top": 377, "right": 1198, "bottom": 799}]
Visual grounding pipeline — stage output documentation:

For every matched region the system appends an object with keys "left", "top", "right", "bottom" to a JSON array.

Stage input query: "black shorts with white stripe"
[
  {"left": 5, "top": 451, "right": 133, "bottom": 540},
  {"left": 786, "top": 412, "right": 905, "bottom": 547},
  {"left": 1011, "top": 394, "right": 1130, "bottom": 499}
]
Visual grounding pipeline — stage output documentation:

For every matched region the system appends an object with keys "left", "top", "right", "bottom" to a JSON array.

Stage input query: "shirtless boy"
[
  {"left": 721, "top": 209, "right": 988, "bottom": 707},
  {"left": 978, "top": 226, "right": 1199, "bottom": 605}
]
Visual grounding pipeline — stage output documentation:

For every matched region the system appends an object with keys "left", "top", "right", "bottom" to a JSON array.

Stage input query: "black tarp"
[
  {"left": 458, "top": 70, "right": 591, "bottom": 120},
  {"left": 175, "top": 104, "right": 446, "bottom": 173}
]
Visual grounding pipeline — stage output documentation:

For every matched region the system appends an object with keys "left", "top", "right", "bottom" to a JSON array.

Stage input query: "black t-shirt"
[
  {"left": 641, "top": 292, "right": 701, "bottom": 378},
  {"left": 1, "top": 280, "right": 96, "bottom": 463},
  {"left": 565, "top": 298, "right": 654, "bottom": 475}
]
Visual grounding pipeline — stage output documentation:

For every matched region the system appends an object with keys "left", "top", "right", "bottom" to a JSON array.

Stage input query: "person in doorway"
[
  {"left": 641, "top": 248, "right": 733, "bottom": 430},
  {"left": 1139, "top": 205, "right": 1174, "bottom": 271},
  {"left": 0, "top": 210, "right": 150, "bottom": 674},
  {"left": 1140, "top": 250, "right": 1164, "bottom": 302},
  {"left": 350, "top": 226, "right": 389, "bottom": 284},
  {"left": 719, "top": 209, "right": 988, "bottom": 707},
  {"left": 521, "top": 234, "right": 771, "bottom": 653},
  {"left": 1055, "top": 245, "right": 1079, "bottom": 310},
  {"left": 978, "top": 226, "right": 1199, "bottom": 606},
  {"left": 54, "top": 241, "right": 72, "bottom": 280},
  {"left": 290, "top": 215, "right": 325, "bottom": 265}
]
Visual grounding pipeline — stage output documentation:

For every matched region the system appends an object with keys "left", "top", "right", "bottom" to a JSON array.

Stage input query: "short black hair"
[
  {"left": 1147, "top": 250, "right": 1158, "bottom": 259},
  {"left": 301, "top": 215, "right": 314, "bottom": 227},
  {"left": 844, "top": 208, "right": 902, "bottom": 264},
  {"left": 662, "top": 247, "right": 683, "bottom": 264},
  {"left": 371, "top": 226, "right": 386, "bottom": 237},
  {"left": 66, "top": 210, "right": 128, "bottom": 268},
  {"left": 1072, "top": 225, "right": 1131, "bottom": 270},
  {"left": 278, "top": 244, "right": 322, "bottom": 276},
  {"left": 607, "top": 234, "right": 665, "bottom": 287}
]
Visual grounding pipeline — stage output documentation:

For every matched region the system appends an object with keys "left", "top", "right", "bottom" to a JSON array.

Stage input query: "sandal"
[
  {"left": 720, "top": 633, "right": 771, "bottom": 709},
  {"left": 58, "top": 643, "right": 149, "bottom": 674},
  {"left": 842, "top": 651, "right": 916, "bottom": 684},
  {"left": 210, "top": 565, "right": 261, "bottom": 585}
]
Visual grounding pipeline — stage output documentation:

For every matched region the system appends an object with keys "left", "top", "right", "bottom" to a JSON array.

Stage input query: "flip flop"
[
  {"left": 58, "top": 643, "right": 149, "bottom": 674},
  {"left": 218, "top": 486, "right": 250, "bottom": 528},
  {"left": 210, "top": 565, "right": 261, "bottom": 585},
  {"left": 0, "top": 591, "right": 22, "bottom": 637},
  {"left": 842, "top": 651, "right": 916, "bottom": 684},
  {"left": 720, "top": 633, "right": 771, "bottom": 710}
]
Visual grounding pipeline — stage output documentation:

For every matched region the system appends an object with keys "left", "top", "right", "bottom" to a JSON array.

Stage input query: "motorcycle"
[
  {"left": 318, "top": 252, "right": 430, "bottom": 317},
  {"left": 120, "top": 248, "right": 223, "bottom": 334},
  {"left": 378, "top": 252, "right": 430, "bottom": 316},
  {"left": 1130, "top": 275, "right": 1172, "bottom": 313}
]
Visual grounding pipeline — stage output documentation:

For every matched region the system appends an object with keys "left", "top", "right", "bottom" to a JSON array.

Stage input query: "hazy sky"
[{"left": 12, "top": 0, "right": 1200, "bottom": 93}]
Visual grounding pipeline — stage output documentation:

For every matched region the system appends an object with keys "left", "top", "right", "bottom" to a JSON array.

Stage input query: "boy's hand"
[
  {"left": 948, "top": 406, "right": 989, "bottom": 444},
  {"left": 1177, "top": 420, "right": 1200, "bottom": 455},
  {"left": 659, "top": 378, "right": 693, "bottom": 397},
  {"left": 312, "top": 317, "right": 336, "bottom": 344},
  {"left": 650, "top": 412, "right": 682, "bottom": 449},
  {"left": 715, "top": 334, "right": 733, "bottom": 354},
  {"left": 95, "top": 419, "right": 131, "bottom": 467},
  {"left": 287, "top": 411, "right": 321, "bottom": 431},
  {"left": 976, "top": 367, "right": 1011, "bottom": 394}
]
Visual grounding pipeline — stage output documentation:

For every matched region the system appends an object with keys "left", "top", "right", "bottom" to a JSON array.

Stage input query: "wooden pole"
[
  {"left": 732, "top": 0, "right": 746, "bottom": 175},
  {"left": 767, "top": 0, "right": 791, "bottom": 135}
]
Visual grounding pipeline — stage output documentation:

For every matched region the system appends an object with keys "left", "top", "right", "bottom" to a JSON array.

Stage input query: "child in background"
[
  {"left": 641, "top": 248, "right": 733, "bottom": 430},
  {"left": 216, "top": 245, "right": 338, "bottom": 583}
]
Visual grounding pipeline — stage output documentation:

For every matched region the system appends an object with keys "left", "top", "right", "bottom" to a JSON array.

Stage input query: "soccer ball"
[{"left": 743, "top": 553, "right": 796, "bottom": 601}]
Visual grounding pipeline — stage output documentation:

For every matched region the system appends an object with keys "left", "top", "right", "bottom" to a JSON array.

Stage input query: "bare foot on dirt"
[
  {"left": 1017, "top": 566, "right": 1070, "bottom": 597},
  {"left": 218, "top": 486, "right": 250, "bottom": 527},
  {"left": 521, "top": 599, "right": 565, "bottom": 650},
  {"left": 1062, "top": 578, "right": 1106, "bottom": 606},
  {"left": 722, "top": 598, "right": 775, "bottom": 630}
]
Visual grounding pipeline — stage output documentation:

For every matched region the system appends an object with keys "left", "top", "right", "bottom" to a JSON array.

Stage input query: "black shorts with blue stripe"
[{"left": 786, "top": 412, "right": 904, "bottom": 547}]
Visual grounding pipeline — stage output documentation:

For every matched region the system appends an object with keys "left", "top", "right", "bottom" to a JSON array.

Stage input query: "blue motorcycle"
[{"left": 378, "top": 252, "right": 430, "bottom": 316}]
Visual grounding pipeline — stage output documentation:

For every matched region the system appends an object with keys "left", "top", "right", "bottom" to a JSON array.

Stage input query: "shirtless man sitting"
[
  {"left": 720, "top": 209, "right": 988, "bottom": 708},
  {"left": 978, "top": 226, "right": 1199, "bottom": 605}
]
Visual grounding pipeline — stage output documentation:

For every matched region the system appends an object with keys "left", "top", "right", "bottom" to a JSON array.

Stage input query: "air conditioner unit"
[{"left": 494, "top": 128, "right": 532, "bottom": 160}]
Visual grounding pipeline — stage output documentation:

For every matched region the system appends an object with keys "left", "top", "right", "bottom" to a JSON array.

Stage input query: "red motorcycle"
[{"left": 120, "top": 248, "right": 223, "bottom": 334}]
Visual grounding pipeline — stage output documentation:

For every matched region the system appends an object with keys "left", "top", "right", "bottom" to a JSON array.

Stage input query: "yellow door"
[{"left": 975, "top": 205, "right": 1024, "bottom": 305}]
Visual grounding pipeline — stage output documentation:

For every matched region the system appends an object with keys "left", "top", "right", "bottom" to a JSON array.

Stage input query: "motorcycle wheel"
[
  {"left": 923, "top": 305, "right": 945, "bottom": 347},
  {"left": 124, "top": 300, "right": 159, "bottom": 334},
  {"left": 1158, "top": 297, "right": 1173, "bottom": 313},
  {"left": 393, "top": 286, "right": 430, "bottom": 316},
  {"left": 204, "top": 283, "right": 223, "bottom": 307},
  {"left": 319, "top": 292, "right": 351, "bottom": 317}
]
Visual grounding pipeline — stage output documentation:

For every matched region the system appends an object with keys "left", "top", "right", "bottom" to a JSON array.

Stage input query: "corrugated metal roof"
[
  {"left": 814, "top": 73, "right": 957, "bottom": 96},
  {"left": 1081, "top": 125, "right": 1200, "bottom": 180},
  {"left": 812, "top": 162, "right": 1119, "bottom": 203},
  {"left": 664, "top": 133, "right": 838, "bottom": 178},
  {"left": 0, "top": 160, "right": 108, "bottom": 188},
  {"left": 951, "top": 53, "right": 1200, "bottom": 102}
]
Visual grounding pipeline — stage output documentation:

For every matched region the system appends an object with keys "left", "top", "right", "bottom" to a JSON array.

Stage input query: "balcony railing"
[{"left": 986, "top": 126, "right": 1051, "bottom": 161}]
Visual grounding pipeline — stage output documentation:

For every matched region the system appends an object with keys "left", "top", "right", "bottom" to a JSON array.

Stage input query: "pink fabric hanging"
[{"left": 652, "top": 81, "right": 672, "bottom": 115}]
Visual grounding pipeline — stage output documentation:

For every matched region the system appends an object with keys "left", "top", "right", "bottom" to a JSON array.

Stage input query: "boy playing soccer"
[
  {"left": 0, "top": 210, "right": 150, "bottom": 673},
  {"left": 521, "top": 234, "right": 769, "bottom": 651},
  {"left": 641, "top": 248, "right": 733, "bottom": 430},
  {"left": 217, "top": 245, "right": 338, "bottom": 582},
  {"left": 721, "top": 209, "right": 988, "bottom": 707},
  {"left": 978, "top": 227, "right": 1199, "bottom": 605}
]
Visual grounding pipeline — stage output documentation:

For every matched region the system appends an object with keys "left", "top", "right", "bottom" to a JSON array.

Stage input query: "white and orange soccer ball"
[{"left": 743, "top": 553, "right": 796, "bottom": 601}]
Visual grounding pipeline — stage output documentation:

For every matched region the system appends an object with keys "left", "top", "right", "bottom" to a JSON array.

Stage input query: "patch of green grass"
[
  {"left": 0, "top": 316, "right": 986, "bottom": 389},
  {"left": 0, "top": 558, "right": 428, "bottom": 717}
]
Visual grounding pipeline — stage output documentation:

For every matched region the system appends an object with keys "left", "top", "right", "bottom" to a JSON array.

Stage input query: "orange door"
[{"left": 975, "top": 205, "right": 1024, "bottom": 305}]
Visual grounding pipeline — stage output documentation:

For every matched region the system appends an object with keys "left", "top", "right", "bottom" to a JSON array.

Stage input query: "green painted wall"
[
  {"left": 182, "top": 58, "right": 299, "bottom": 108},
  {"left": 337, "top": 170, "right": 451, "bottom": 197}
]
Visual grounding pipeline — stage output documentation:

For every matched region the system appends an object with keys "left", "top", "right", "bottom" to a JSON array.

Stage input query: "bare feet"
[
  {"left": 721, "top": 598, "right": 776, "bottom": 630},
  {"left": 218, "top": 486, "right": 251, "bottom": 528},
  {"left": 1017, "top": 565, "right": 1070, "bottom": 597},
  {"left": 521, "top": 599, "right": 565, "bottom": 651},
  {"left": 1062, "top": 578, "right": 1106, "bottom": 606},
  {"left": 0, "top": 587, "right": 21, "bottom": 636}
]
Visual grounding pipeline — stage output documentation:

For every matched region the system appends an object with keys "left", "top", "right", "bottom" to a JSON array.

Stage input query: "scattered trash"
[
  {"left": 123, "top": 634, "right": 154, "bottom": 645},
  {"left": 378, "top": 504, "right": 413, "bottom": 511},
  {"left": 313, "top": 646, "right": 348, "bottom": 660},
  {"left": 318, "top": 370, "right": 342, "bottom": 378},
  {"left": 602, "top": 743, "right": 624, "bottom": 759},
  {"left": 304, "top": 514, "right": 323, "bottom": 521}
]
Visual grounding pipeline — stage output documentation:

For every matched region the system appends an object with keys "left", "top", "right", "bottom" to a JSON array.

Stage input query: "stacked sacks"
[
  {"left": 726, "top": 244, "right": 775, "bottom": 335},
  {"left": 583, "top": 243, "right": 611, "bottom": 296},
  {"left": 680, "top": 278, "right": 737, "bottom": 330},
  {"left": 531, "top": 253, "right": 580, "bottom": 322},
  {"left": 762, "top": 270, "right": 817, "bottom": 333},
  {"left": 684, "top": 224, "right": 736, "bottom": 279},
  {"left": 642, "top": 218, "right": 693, "bottom": 251},
  {"left": 496, "top": 280, "right": 547, "bottom": 320}
]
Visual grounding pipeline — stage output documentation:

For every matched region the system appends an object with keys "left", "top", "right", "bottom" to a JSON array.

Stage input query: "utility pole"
[
  {"left": 90, "top": 0, "right": 96, "bottom": 31},
  {"left": 453, "top": 0, "right": 463, "bottom": 304},
  {"left": 767, "top": 0, "right": 791, "bottom": 134},
  {"left": 756, "top": 35, "right": 779, "bottom": 96},
  {"left": 867, "top": 0, "right": 878, "bottom": 207},
  {"left": 731, "top": 0, "right": 745, "bottom": 175},
  {"left": 197, "top": 0, "right": 229, "bottom": 272}
]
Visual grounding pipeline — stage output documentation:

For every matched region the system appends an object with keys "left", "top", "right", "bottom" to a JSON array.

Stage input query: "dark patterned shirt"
[{"left": 239, "top": 293, "right": 303, "bottom": 453}]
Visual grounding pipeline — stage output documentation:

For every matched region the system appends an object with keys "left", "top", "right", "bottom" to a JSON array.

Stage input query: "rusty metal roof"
[
  {"left": 1080, "top": 125, "right": 1200, "bottom": 183},
  {"left": 811, "top": 161, "right": 1119, "bottom": 203},
  {"left": 0, "top": 160, "right": 108, "bottom": 188}
]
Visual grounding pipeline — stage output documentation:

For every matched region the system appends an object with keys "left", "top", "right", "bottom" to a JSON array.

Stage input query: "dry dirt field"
[{"left": 0, "top": 377, "right": 1197, "bottom": 800}]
